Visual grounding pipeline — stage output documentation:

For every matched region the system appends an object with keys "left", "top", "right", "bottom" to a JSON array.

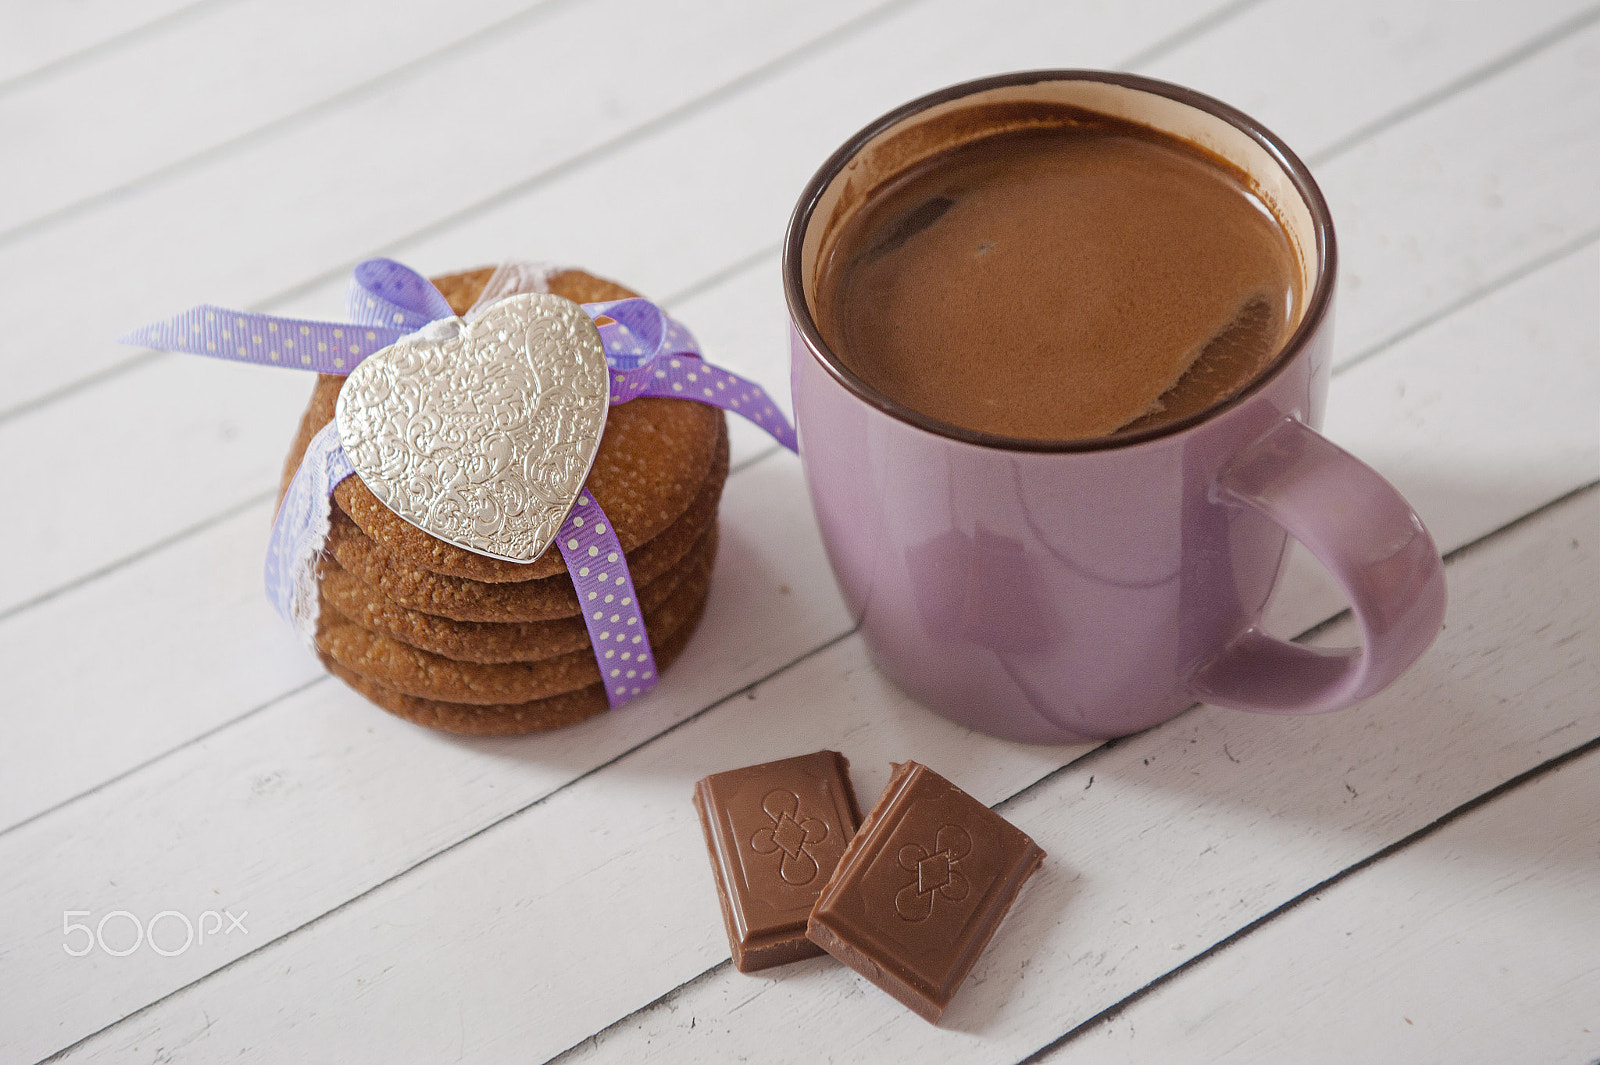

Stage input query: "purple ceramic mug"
[{"left": 784, "top": 71, "right": 1447, "bottom": 745}]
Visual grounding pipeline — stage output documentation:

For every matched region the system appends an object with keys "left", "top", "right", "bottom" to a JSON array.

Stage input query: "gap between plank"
[
  {"left": 650, "top": 0, "right": 1270, "bottom": 310},
  {"left": 0, "top": 0, "right": 1289, "bottom": 768},
  {"left": 0, "top": 487, "right": 276, "bottom": 627},
  {"left": 0, "top": 0, "right": 239, "bottom": 98},
  {"left": 7, "top": 0, "right": 1593, "bottom": 840},
  {"left": 0, "top": 0, "right": 1268, "bottom": 427},
  {"left": 0, "top": 674, "right": 327, "bottom": 843},
  {"left": 1305, "top": 1, "right": 1600, "bottom": 168},
  {"left": 1011, "top": 732, "right": 1600, "bottom": 1065},
  {"left": 8, "top": 0, "right": 1587, "bottom": 427},
  {"left": 34, "top": 625, "right": 862, "bottom": 1065},
  {"left": 0, "top": 0, "right": 1279, "bottom": 862},
  {"left": 0, "top": 0, "right": 580, "bottom": 250},
  {"left": 20, "top": 4, "right": 1599, "bottom": 1041},
  {"left": 0, "top": 440, "right": 793, "bottom": 841},
  {"left": 0, "top": 238, "right": 800, "bottom": 626},
  {"left": 3, "top": 200, "right": 1592, "bottom": 854},
  {"left": 1117, "top": 0, "right": 1268, "bottom": 71},
  {"left": 1000, "top": 476, "right": 1600, "bottom": 811},
  {"left": 552, "top": 960, "right": 736, "bottom": 1064},
  {"left": 535, "top": 477, "right": 1600, "bottom": 1065},
  {"left": 1334, "top": 225, "right": 1600, "bottom": 376},
  {"left": 539, "top": 744, "right": 1114, "bottom": 1065},
  {"left": 10, "top": 215, "right": 1592, "bottom": 667},
  {"left": 0, "top": 0, "right": 930, "bottom": 426}
]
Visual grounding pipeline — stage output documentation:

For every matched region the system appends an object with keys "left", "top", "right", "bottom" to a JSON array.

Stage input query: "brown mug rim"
[{"left": 782, "top": 69, "right": 1338, "bottom": 453}]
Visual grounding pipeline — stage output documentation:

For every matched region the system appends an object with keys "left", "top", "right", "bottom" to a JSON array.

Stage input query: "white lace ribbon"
[{"left": 264, "top": 420, "right": 353, "bottom": 645}]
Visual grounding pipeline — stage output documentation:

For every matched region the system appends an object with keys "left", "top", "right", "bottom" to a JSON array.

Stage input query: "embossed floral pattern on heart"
[
  {"left": 895, "top": 824, "right": 972, "bottom": 921},
  {"left": 335, "top": 293, "right": 609, "bottom": 564}
]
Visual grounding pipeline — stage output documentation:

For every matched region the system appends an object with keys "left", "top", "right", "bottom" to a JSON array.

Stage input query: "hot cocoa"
[{"left": 815, "top": 115, "right": 1303, "bottom": 440}]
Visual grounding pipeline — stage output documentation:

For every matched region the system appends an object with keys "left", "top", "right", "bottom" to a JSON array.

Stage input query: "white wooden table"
[{"left": 2, "top": 1, "right": 1597, "bottom": 1061}]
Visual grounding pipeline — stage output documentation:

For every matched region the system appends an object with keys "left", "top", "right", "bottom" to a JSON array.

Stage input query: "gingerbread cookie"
[
  {"left": 320, "top": 524, "right": 717, "bottom": 663},
  {"left": 321, "top": 421, "right": 726, "bottom": 622},
  {"left": 316, "top": 545, "right": 714, "bottom": 704},
  {"left": 281, "top": 268, "right": 727, "bottom": 582},
  {"left": 281, "top": 263, "right": 729, "bottom": 732},
  {"left": 317, "top": 593, "right": 707, "bottom": 735}
]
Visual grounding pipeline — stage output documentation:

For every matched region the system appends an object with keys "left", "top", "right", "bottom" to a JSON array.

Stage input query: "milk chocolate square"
[
  {"left": 693, "top": 751, "right": 862, "bottom": 972},
  {"left": 807, "top": 761, "right": 1044, "bottom": 1024}
]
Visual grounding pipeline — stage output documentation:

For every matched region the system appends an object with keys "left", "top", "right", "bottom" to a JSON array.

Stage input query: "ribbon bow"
[{"left": 122, "top": 259, "right": 797, "bottom": 709}]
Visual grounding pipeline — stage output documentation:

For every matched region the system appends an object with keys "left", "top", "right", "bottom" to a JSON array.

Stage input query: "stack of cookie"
[{"left": 279, "top": 267, "right": 729, "bottom": 734}]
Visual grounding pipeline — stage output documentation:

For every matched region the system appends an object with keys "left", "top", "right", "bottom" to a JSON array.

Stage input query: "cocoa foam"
[{"left": 815, "top": 115, "right": 1303, "bottom": 440}]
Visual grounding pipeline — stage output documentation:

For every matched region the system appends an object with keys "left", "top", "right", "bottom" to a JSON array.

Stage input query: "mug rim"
[{"left": 782, "top": 69, "right": 1338, "bottom": 454}]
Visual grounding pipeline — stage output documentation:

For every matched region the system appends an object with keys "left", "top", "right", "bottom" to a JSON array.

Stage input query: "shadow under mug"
[{"left": 783, "top": 70, "right": 1448, "bottom": 745}]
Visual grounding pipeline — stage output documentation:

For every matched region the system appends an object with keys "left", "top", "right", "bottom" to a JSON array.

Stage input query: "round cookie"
[
  {"left": 317, "top": 593, "right": 708, "bottom": 735},
  {"left": 321, "top": 524, "right": 717, "bottom": 663},
  {"left": 334, "top": 396, "right": 722, "bottom": 582},
  {"left": 322, "top": 420, "right": 727, "bottom": 622},
  {"left": 281, "top": 266, "right": 727, "bottom": 582},
  {"left": 315, "top": 538, "right": 716, "bottom": 705},
  {"left": 279, "top": 267, "right": 693, "bottom": 501}
]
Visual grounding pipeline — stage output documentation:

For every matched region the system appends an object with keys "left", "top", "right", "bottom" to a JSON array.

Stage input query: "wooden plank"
[
  {"left": 1308, "top": 16, "right": 1600, "bottom": 362},
  {"left": 1141, "top": 0, "right": 1600, "bottom": 161},
  {"left": 555, "top": 494, "right": 1600, "bottom": 1065},
  {"left": 381, "top": 0, "right": 1240, "bottom": 306},
  {"left": 0, "top": 0, "right": 885, "bottom": 415},
  {"left": 0, "top": 497, "right": 318, "bottom": 832},
  {"left": 0, "top": 355, "right": 316, "bottom": 619},
  {"left": 0, "top": 449, "right": 853, "bottom": 1064},
  {"left": 0, "top": 0, "right": 1240, "bottom": 797},
  {"left": 6, "top": 25, "right": 1593, "bottom": 819},
  {"left": 5, "top": 0, "right": 1573, "bottom": 832},
  {"left": 6, "top": 2, "right": 1593, "bottom": 1055},
  {"left": 1040, "top": 751, "right": 1600, "bottom": 1064},
  {"left": 58, "top": 431, "right": 1600, "bottom": 1065},
  {"left": 1262, "top": 243, "right": 1600, "bottom": 639},
  {"left": 0, "top": 0, "right": 208, "bottom": 88},
  {"left": 6, "top": 0, "right": 1595, "bottom": 625},
  {"left": 0, "top": 1, "right": 1259, "bottom": 1052},
  {"left": 1, "top": 0, "right": 1594, "bottom": 955},
  {"left": 389, "top": 0, "right": 1600, "bottom": 351},
  {"left": 0, "top": 0, "right": 563, "bottom": 235},
  {"left": 22, "top": 167, "right": 1600, "bottom": 1061}
]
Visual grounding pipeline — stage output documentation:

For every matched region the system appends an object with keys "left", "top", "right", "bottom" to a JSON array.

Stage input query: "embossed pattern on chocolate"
[
  {"left": 335, "top": 292, "right": 610, "bottom": 564},
  {"left": 693, "top": 751, "right": 862, "bottom": 972},
  {"left": 807, "top": 761, "right": 1044, "bottom": 1023}
]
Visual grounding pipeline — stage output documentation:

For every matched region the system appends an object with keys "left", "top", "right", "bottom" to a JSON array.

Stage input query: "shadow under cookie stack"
[{"left": 279, "top": 268, "right": 730, "bottom": 734}]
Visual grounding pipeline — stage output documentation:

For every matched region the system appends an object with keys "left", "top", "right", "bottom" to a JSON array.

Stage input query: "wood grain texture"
[
  {"left": 0, "top": 0, "right": 210, "bottom": 87},
  {"left": 0, "top": 451, "right": 851, "bottom": 1064},
  {"left": 57, "top": 463, "right": 1600, "bottom": 1065},
  {"left": 549, "top": 489, "right": 1600, "bottom": 1065},
  {"left": 0, "top": 0, "right": 884, "bottom": 414},
  {"left": 0, "top": 0, "right": 1595, "bottom": 1061},
  {"left": 1044, "top": 744, "right": 1600, "bottom": 1064},
  {"left": 8, "top": 0, "right": 1597, "bottom": 629},
  {"left": 1314, "top": 15, "right": 1600, "bottom": 363},
  {"left": 0, "top": 0, "right": 1254, "bottom": 811},
  {"left": 5, "top": 169, "right": 1592, "bottom": 844},
  {"left": 0, "top": 0, "right": 559, "bottom": 236},
  {"left": 1262, "top": 243, "right": 1600, "bottom": 639}
]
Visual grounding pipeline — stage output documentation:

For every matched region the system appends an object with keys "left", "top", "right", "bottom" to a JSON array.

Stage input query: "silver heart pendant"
[{"left": 335, "top": 293, "right": 610, "bottom": 564}]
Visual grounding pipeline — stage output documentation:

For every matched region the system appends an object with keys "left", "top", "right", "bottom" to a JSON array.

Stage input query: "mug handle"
[{"left": 1186, "top": 416, "right": 1447, "bottom": 714}]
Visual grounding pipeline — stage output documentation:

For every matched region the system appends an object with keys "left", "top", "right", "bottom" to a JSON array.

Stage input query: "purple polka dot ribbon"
[
  {"left": 122, "top": 258, "right": 797, "bottom": 710},
  {"left": 119, "top": 306, "right": 404, "bottom": 373},
  {"left": 590, "top": 297, "right": 797, "bottom": 451},
  {"left": 557, "top": 491, "right": 658, "bottom": 704}
]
